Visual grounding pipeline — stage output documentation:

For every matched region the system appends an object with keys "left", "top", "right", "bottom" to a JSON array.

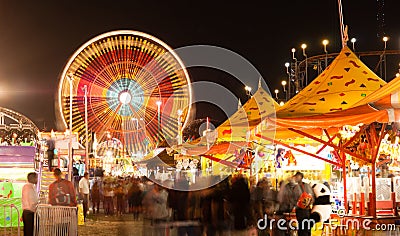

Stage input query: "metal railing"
[
  {"left": 0, "top": 203, "right": 21, "bottom": 236},
  {"left": 34, "top": 205, "right": 77, "bottom": 236}
]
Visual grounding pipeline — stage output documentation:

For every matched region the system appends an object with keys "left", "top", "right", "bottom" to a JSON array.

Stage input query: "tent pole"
[
  {"left": 342, "top": 150, "right": 348, "bottom": 214},
  {"left": 369, "top": 123, "right": 386, "bottom": 218},
  {"left": 371, "top": 161, "right": 377, "bottom": 218}
]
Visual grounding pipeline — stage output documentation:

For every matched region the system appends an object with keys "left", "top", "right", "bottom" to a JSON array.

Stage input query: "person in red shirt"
[{"left": 48, "top": 168, "right": 77, "bottom": 206}]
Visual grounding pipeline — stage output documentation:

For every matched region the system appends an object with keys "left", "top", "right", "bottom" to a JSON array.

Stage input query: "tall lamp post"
[
  {"left": 281, "top": 80, "right": 287, "bottom": 101},
  {"left": 301, "top": 43, "right": 308, "bottom": 86},
  {"left": 244, "top": 86, "right": 252, "bottom": 98},
  {"left": 351, "top": 38, "right": 356, "bottom": 51},
  {"left": 322, "top": 39, "right": 329, "bottom": 68},
  {"left": 274, "top": 89, "right": 279, "bottom": 100},
  {"left": 285, "top": 62, "right": 290, "bottom": 99},
  {"left": 156, "top": 100, "right": 162, "bottom": 137},
  {"left": 66, "top": 73, "right": 74, "bottom": 181},
  {"left": 291, "top": 48, "right": 300, "bottom": 94},
  {"left": 177, "top": 109, "right": 183, "bottom": 145},
  {"left": 383, "top": 36, "right": 389, "bottom": 81},
  {"left": 83, "top": 85, "right": 89, "bottom": 172}
]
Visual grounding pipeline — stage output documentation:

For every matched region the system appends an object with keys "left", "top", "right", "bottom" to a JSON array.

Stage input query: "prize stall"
[
  {"left": 0, "top": 146, "right": 36, "bottom": 227},
  {"left": 181, "top": 85, "right": 278, "bottom": 180},
  {"left": 254, "top": 47, "right": 400, "bottom": 232},
  {"left": 254, "top": 46, "right": 394, "bottom": 223}
]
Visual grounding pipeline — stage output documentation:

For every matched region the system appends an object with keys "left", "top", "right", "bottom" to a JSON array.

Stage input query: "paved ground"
[
  {"left": 4, "top": 212, "right": 399, "bottom": 235},
  {"left": 79, "top": 213, "right": 144, "bottom": 236}
]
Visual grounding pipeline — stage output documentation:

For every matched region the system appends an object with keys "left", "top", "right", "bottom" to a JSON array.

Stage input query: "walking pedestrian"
[
  {"left": 142, "top": 182, "right": 169, "bottom": 236},
  {"left": 128, "top": 178, "right": 143, "bottom": 220},
  {"left": 103, "top": 182, "right": 114, "bottom": 216},
  {"left": 91, "top": 180, "right": 101, "bottom": 214},
  {"left": 293, "top": 172, "right": 315, "bottom": 236},
  {"left": 48, "top": 168, "right": 77, "bottom": 207},
  {"left": 229, "top": 174, "right": 251, "bottom": 231},
  {"left": 115, "top": 182, "right": 125, "bottom": 216},
  {"left": 79, "top": 172, "right": 90, "bottom": 220}
]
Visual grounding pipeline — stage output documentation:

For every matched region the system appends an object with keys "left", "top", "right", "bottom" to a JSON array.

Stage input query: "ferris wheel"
[{"left": 57, "top": 30, "right": 192, "bottom": 157}]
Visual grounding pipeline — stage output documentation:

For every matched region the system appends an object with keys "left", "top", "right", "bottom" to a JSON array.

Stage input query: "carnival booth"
[
  {"left": 254, "top": 46, "right": 400, "bottom": 233},
  {"left": 39, "top": 130, "right": 84, "bottom": 172},
  {"left": 180, "top": 85, "right": 278, "bottom": 180},
  {"left": 0, "top": 145, "right": 36, "bottom": 227}
]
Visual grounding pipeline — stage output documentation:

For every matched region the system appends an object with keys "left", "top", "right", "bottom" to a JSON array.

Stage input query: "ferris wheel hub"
[{"left": 118, "top": 91, "right": 132, "bottom": 105}]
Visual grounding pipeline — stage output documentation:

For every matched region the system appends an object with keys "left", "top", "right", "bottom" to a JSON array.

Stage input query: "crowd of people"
[
  {"left": 79, "top": 171, "right": 317, "bottom": 236},
  {"left": 22, "top": 168, "right": 319, "bottom": 236}
]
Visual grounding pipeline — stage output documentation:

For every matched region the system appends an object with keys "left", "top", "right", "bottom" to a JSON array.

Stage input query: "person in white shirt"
[
  {"left": 22, "top": 172, "right": 38, "bottom": 236},
  {"left": 79, "top": 172, "right": 90, "bottom": 220}
]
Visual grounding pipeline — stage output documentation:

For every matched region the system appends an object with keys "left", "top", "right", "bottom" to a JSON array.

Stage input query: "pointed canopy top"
[
  {"left": 277, "top": 46, "right": 386, "bottom": 118},
  {"left": 216, "top": 86, "right": 278, "bottom": 141}
]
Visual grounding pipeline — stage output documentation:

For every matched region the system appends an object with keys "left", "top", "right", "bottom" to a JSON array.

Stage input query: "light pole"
[
  {"left": 83, "top": 85, "right": 89, "bottom": 172},
  {"left": 322, "top": 39, "right": 329, "bottom": 68},
  {"left": 274, "top": 89, "right": 279, "bottom": 100},
  {"left": 351, "top": 38, "right": 356, "bottom": 51},
  {"left": 291, "top": 48, "right": 300, "bottom": 94},
  {"left": 132, "top": 117, "right": 140, "bottom": 154},
  {"left": 383, "top": 36, "right": 389, "bottom": 81},
  {"left": 66, "top": 73, "right": 74, "bottom": 181},
  {"left": 156, "top": 100, "right": 162, "bottom": 137},
  {"left": 398, "top": 63, "right": 400, "bottom": 78},
  {"left": 177, "top": 109, "right": 183, "bottom": 145},
  {"left": 281, "top": 80, "right": 287, "bottom": 101},
  {"left": 285, "top": 62, "right": 290, "bottom": 99},
  {"left": 301, "top": 43, "right": 308, "bottom": 87},
  {"left": 244, "top": 85, "right": 252, "bottom": 98}
]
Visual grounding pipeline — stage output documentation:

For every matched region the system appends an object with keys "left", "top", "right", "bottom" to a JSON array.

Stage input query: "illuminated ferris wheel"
[{"left": 57, "top": 30, "right": 192, "bottom": 157}]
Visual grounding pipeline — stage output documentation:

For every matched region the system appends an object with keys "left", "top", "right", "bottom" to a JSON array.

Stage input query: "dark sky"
[{"left": 0, "top": 0, "right": 399, "bottom": 131}]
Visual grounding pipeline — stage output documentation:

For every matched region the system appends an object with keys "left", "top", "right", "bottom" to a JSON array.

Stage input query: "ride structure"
[{"left": 56, "top": 30, "right": 192, "bottom": 172}]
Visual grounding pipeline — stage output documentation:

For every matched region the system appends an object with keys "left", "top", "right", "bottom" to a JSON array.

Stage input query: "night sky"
[{"left": 0, "top": 0, "right": 399, "bottom": 131}]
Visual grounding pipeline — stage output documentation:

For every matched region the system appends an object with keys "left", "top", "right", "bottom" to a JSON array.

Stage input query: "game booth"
[
  {"left": 0, "top": 146, "right": 37, "bottom": 227},
  {"left": 253, "top": 47, "right": 400, "bottom": 234}
]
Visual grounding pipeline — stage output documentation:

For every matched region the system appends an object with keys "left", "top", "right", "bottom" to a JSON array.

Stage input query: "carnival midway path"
[
  {"left": 78, "top": 213, "right": 400, "bottom": 236},
  {"left": 74, "top": 213, "right": 400, "bottom": 236},
  {"left": 78, "top": 213, "right": 143, "bottom": 236},
  {"left": 4, "top": 211, "right": 400, "bottom": 235}
]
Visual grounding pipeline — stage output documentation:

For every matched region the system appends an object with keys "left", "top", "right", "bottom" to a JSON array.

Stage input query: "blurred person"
[
  {"left": 46, "top": 137, "right": 55, "bottom": 171},
  {"left": 48, "top": 168, "right": 77, "bottom": 207},
  {"left": 274, "top": 177, "right": 301, "bottom": 236},
  {"left": 91, "top": 180, "right": 101, "bottom": 214},
  {"left": 201, "top": 177, "right": 230, "bottom": 236},
  {"left": 79, "top": 172, "right": 90, "bottom": 221},
  {"left": 251, "top": 178, "right": 278, "bottom": 235},
  {"left": 229, "top": 174, "right": 251, "bottom": 231},
  {"left": 168, "top": 177, "right": 198, "bottom": 236},
  {"left": 103, "top": 182, "right": 114, "bottom": 216},
  {"left": 293, "top": 172, "right": 315, "bottom": 236},
  {"left": 115, "top": 182, "right": 125, "bottom": 216},
  {"left": 22, "top": 172, "right": 38, "bottom": 236},
  {"left": 142, "top": 182, "right": 169, "bottom": 236},
  {"left": 128, "top": 178, "right": 143, "bottom": 220}
]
